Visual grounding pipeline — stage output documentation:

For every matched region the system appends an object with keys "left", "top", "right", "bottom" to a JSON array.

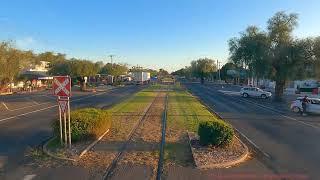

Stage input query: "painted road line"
[
  {"left": 218, "top": 90, "right": 240, "bottom": 96},
  {"left": 237, "top": 97, "right": 320, "bottom": 131},
  {"left": 27, "top": 97, "right": 40, "bottom": 105},
  {"left": 0, "top": 91, "right": 111, "bottom": 123},
  {"left": 206, "top": 85, "right": 316, "bottom": 128},
  {"left": 7, "top": 102, "right": 52, "bottom": 112},
  {"left": 1, "top": 102, "right": 9, "bottom": 110},
  {"left": 23, "top": 174, "right": 36, "bottom": 180},
  {"left": 214, "top": 87, "right": 320, "bottom": 131},
  {"left": 0, "top": 105, "right": 58, "bottom": 123},
  {"left": 197, "top": 94, "right": 271, "bottom": 159}
]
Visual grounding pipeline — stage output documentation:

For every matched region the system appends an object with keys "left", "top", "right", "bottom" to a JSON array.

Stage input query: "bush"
[
  {"left": 198, "top": 120, "right": 234, "bottom": 146},
  {"left": 52, "top": 108, "right": 112, "bottom": 142}
]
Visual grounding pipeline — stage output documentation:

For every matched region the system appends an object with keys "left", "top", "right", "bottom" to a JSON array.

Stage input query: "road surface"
[
  {"left": 0, "top": 85, "right": 143, "bottom": 179},
  {"left": 185, "top": 82, "right": 320, "bottom": 180}
]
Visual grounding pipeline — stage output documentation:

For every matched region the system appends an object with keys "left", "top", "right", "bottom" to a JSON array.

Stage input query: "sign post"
[
  {"left": 53, "top": 76, "right": 72, "bottom": 148},
  {"left": 58, "top": 96, "right": 63, "bottom": 145}
]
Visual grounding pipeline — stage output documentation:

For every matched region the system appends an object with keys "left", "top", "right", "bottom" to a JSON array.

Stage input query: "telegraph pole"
[
  {"left": 216, "top": 60, "right": 221, "bottom": 81},
  {"left": 108, "top": 54, "right": 115, "bottom": 64}
]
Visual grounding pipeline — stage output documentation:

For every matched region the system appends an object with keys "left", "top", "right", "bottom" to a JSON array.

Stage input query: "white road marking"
[
  {"left": 23, "top": 174, "right": 36, "bottom": 180},
  {"left": 199, "top": 96, "right": 271, "bottom": 159},
  {"left": 218, "top": 90, "right": 240, "bottom": 96},
  {"left": 40, "top": 94, "right": 56, "bottom": 100},
  {"left": 208, "top": 86, "right": 320, "bottom": 130},
  {"left": 0, "top": 105, "right": 58, "bottom": 122},
  {"left": 7, "top": 102, "right": 51, "bottom": 112},
  {"left": 1, "top": 102, "right": 9, "bottom": 110},
  {"left": 238, "top": 97, "right": 320, "bottom": 130},
  {"left": 0, "top": 91, "right": 110, "bottom": 123},
  {"left": 27, "top": 97, "right": 40, "bottom": 105}
]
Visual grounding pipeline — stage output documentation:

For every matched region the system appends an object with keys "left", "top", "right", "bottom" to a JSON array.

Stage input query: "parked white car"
[
  {"left": 290, "top": 97, "right": 320, "bottom": 114},
  {"left": 240, "top": 87, "right": 272, "bottom": 99}
]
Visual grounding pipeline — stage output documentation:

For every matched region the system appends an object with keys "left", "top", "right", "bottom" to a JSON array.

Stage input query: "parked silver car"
[{"left": 240, "top": 87, "right": 272, "bottom": 99}]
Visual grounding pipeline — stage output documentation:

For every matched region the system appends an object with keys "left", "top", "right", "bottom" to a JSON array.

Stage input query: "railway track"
[{"left": 103, "top": 91, "right": 169, "bottom": 180}]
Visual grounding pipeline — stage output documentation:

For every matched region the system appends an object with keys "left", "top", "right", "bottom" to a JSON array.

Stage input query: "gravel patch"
[
  {"left": 188, "top": 132, "right": 248, "bottom": 169},
  {"left": 111, "top": 93, "right": 166, "bottom": 179}
]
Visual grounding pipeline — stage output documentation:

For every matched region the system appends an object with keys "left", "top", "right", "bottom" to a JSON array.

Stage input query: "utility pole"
[
  {"left": 216, "top": 60, "right": 221, "bottom": 81},
  {"left": 108, "top": 54, "right": 115, "bottom": 64}
]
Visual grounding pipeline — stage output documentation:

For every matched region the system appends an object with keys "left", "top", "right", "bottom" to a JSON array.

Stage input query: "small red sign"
[
  {"left": 53, "top": 76, "right": 71, "bottom": 97},
  {"left": 58, "top": 99, "right": 68, "bottom": 113}
]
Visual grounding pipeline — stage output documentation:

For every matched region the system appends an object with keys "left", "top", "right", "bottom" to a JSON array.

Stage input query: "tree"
[
  {"left": 158, "top": 68, "right": 169, "bottom": 77},
  {"left": 267, "top": 12, "right": 299, "bottom": 100},
  {"left": 220, "top": 62, "right": 237, "bottom": 81},
  {"left": 229, "top": 26, "right": 270, "bottom": 81},
  {"left": 190, "top": 58, "right": 217, "bottom": 83},
  {"left": 100, "top": 63, "right": 128, "bottom": 77},
  {"left": 48, "top": 61, "right": 71, "bottom": 76},
  {"left": 49, "top": 59, "right": 99, "bottom": 90},
  {"left": 229, "top": 11, "right": 301, "bottom": 101},
  {"left": 37, "top": 52, "right": 66, "bottom": 64},
  {"left": 171, "top": 66, "right": 192, "bottom": 79},
  {"left": 314, "top": 37, "right": 320, "bottom": 79}
]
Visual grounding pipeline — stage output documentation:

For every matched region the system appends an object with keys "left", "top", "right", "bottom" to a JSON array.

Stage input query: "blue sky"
[{"left": 1, "top": 0, "right": 320, "bottom": 72}]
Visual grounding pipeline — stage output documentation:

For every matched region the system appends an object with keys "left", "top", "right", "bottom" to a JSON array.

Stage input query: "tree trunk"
[
  {"left": 78, "top": 77, "right": 86, "bottom": 91},
  {"left": 275, "top": 80, "right": 285, "bottom": 101},
  {"left": 200, "top": 77, "right": 204, "bottom": 84}
]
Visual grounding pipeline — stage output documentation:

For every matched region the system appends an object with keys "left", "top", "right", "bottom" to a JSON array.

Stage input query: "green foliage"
[
  {"left": 52, "top": 108, "right": 112, "bottom": 142},
  {"left": 100, "top": 63, "right": 128, "bottom": 77},
  {"left": 0, "top": 41, "right": 40, "bottom": 89},
  {"left": 198, "top": 120, "right": 234, "bottom": 146},
  {"left": 227, "top": 11, "right": 320, "bottom": 100},
  {"left": 191, "top": 58, "right": 217, "bottom": 79},
  {"left": 171, "top": 66, "right": 192, "bottom": 78},
  {"left": 228, "top": 26, "right": 270, "bottom": 79}
]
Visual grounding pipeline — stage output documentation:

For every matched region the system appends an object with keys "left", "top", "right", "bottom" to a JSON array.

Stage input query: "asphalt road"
[
  {"left": 184, "top": 82, "right": 320, "bottom": 180},
  {"left": 0, "top": 85, "right": 144, "bottom": 179}
]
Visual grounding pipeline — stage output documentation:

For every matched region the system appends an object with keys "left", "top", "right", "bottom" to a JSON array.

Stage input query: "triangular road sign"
[{"left": 58, "top": 100, "right": 68, "bottom": 113}]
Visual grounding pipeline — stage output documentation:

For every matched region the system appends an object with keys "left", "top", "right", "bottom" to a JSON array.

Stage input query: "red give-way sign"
[{"left": 53, "top": 76, "right": 71, "bottom": 97}]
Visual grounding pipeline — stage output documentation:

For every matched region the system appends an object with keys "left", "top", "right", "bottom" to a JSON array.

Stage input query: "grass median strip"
[
  {"left": 164, "top": 85, "right": 218, "bottom": 169},
  {"left": 75, "top": 85, "right": 160, "bottom": 179},
  {"left": 164, "top": 84, "right": 247, "bottom": 177}
]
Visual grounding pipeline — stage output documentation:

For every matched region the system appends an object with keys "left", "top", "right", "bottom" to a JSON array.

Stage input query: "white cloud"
[{"left": 16, "top": 37, "right": 36, "bottom": 49}]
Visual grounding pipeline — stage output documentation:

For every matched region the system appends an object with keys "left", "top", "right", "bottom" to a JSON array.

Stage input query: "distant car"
[
  {"left": 290, "top": 97, "right": 320, "bottom": 114},
  {"left": 240, "top": 87, "right": 272, "bottom": 99}
]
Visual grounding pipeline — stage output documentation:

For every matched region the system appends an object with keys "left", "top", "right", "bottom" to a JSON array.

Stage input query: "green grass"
[
  {"left": 47, "top": 137, "right": 62, "bottom": 149},
  {"left": 108, "top": 85, "right": 160, "bottom": 113},
  {"left": 164, "top": 141, "right": 194, "bottom": 167},
  {"left": 167, "top": 85, "right": 219, "bottom": 133},
  {"left": 164, "top": 84, "right": 223, "bottom": 167}
]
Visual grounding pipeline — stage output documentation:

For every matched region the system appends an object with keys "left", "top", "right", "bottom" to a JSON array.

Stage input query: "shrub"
[
  {"left": 198, "top": 120, "right": 234, "bottom": 146},
  {"left": 52, "top": 108, "right": 112, "bottom": 142}
]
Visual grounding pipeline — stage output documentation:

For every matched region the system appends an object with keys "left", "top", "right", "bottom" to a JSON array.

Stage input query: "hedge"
[
  {"left": 52, "top": 108, "right": 112, "bottom": 142},
  {"left": 198, "top": 120, "right": 234, "bottom": 146}
]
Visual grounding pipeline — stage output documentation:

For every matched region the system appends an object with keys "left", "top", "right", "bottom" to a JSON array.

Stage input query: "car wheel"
[
  {"left": 261, "top": 94, "right": 267, "bottom": 99},
  {"left": 292, "top": 106, "right": 301, "bottom": 113},
  {"left": 243, "top": 93, "right": 248, "bottom": 98}
]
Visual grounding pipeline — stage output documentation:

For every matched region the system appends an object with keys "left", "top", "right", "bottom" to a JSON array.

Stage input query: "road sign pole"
[
  {"left": 64, "top": 111, "right": 67, "bottom": 147},
  {"left": 68, "top": 97, "right": 71, "bottom": 148},
  {"left": 58, "top": 96, "right": 63, "bottom": 145}
]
